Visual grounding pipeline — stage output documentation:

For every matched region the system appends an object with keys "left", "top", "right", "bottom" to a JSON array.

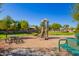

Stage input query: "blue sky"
[{"left": 0, "top": 3, "right": 77, "bottom": 27}]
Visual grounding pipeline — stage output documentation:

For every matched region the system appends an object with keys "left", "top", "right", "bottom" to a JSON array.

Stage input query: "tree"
[
  {"left": 72, "top": 4, "right": 79, "bottom": 22},
  {"left": 10, "top": 23, "right": 17, "bottom": 30},
  {"left": 2, "top": 16, "right": 15, "bottom": 30},
  {"left": 0, "top": 16, "right": 15, "bottom": 37},
  {"left": 17, "top": 21, "right": 21, "bottom": 30},
  {"left": 0, "top": 20, "right": 6, "bottom": 30},
  {"left": 49, "top": 24, "right": 52, "bottom": 30},
  {"left": 72, "top": 4, "right": 79, "bottom": 32},
  {"left": 20, "top": 20, "right": 29, "bottom": 30},
  {"left": 51, "top": 23, "right": 62, "bottom": 31},
  {"left": 62, "top": 24, "right": 69, "bottom": 32}
]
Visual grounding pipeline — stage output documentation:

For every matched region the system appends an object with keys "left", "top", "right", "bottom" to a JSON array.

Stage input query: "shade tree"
[{"left": 51, "top": 23, "right": 62, "bottom": 32}]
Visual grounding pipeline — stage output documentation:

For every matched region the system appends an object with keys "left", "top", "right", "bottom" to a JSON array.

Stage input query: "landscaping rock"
[{"left": 0, "top": 47, "right": 72, "bottom": 56}]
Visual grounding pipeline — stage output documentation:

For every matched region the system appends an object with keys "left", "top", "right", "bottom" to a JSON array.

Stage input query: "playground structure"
[
  {"left": 39, "top": 18, "right": 49, "bottom": 40},
  {"left": 59, "top": 33, "right": 79, "bottom": 56}
]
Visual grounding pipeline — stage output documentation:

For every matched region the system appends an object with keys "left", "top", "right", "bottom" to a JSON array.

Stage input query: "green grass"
[
  {"left": 48, "top": 31, "right": 74, "bottom": 35},
  {"left": 0, "top": 34, "right": 6, "bottom": 39},
  {"left": 0, "top": 33, "right": 38, "bottom": 39},
  {"left": 0, "top": 32, "right": 75, "bottom": 39}
]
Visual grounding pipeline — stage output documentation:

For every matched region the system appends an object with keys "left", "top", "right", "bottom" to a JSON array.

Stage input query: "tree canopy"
[
  {"left": 0, "top": 15, "right": 74, "bottom": 33},
  {"left": 0, "top": 16, "right": 29, "bottom": 31},
  {"left": 19, "top": 20, "right": 29, "bottom": 30},
  {"left": 72, "top": 4, "right": 79, "bottom": 22},
  {"left": 51, "top": 23, "right": 62, "bottom": 31},
  {"left": 72, "top": 4, "right": 79, "bottom": 32}
]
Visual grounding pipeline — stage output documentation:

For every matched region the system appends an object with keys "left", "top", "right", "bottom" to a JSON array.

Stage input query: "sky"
[{"left": 0, "top": 3, "right": 77, "bottom": 27}]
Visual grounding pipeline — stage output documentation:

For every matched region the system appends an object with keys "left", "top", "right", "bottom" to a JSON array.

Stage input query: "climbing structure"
[{"left": 39, "top": 18, "right": 49, "bottom": 40}]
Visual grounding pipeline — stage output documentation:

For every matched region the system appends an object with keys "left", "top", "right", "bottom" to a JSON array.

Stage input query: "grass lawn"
[
  {"left": 48, "top": 31, "right": 75, "bottom": 35},
  {"left": 0, "top": 33, "right": 36, "bottom": 39},
  {"left": 0, "top": 32, "right": 75, "bottom": 39}
]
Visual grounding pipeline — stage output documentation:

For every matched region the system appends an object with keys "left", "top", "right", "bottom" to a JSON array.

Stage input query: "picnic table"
[{"left": 5, "top": 35, "right": 24, "bottom": 44}]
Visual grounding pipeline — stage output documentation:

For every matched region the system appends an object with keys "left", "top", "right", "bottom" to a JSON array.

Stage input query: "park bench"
[{"left": 59, "top": 38, "right": 79, "bottom": 56}]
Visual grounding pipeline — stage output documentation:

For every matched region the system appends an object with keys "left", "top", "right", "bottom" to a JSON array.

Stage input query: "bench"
[{"left": 59, "top": 38, "right": 79, "bottom": 56}]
